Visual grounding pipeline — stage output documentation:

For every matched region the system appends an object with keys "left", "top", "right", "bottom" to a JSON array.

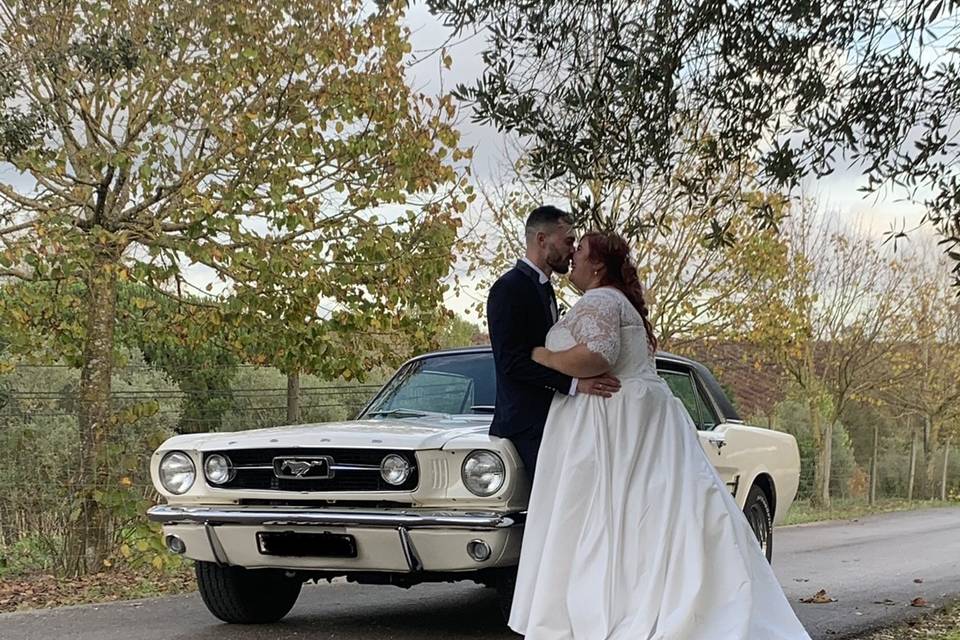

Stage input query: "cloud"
[{"left": 404, "top": 6, "right": 512, "bottom": 181}]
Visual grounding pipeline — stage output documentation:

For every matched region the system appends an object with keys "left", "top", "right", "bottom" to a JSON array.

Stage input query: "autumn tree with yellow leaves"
[{"left": 0, "top": 0, "right": 470, "bottom": 574}]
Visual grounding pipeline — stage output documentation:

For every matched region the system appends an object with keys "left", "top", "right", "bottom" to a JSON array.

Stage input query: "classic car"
[{"left": 147, "top": 347, "right": 802, "bottom": 624}]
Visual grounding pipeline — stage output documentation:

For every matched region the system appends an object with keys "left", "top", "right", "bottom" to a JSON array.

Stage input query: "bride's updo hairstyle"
[{"left": 582, "top": 231, "right": 658, "bottom": 352}]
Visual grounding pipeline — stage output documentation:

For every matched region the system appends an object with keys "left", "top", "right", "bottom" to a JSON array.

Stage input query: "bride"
[{"left": 508, "top": 231, "right": 811, "bottom": 640}]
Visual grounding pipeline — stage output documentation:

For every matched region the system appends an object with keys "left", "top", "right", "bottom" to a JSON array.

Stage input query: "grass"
[
  {"left": 783, "top": 497, "right": 955, "bottom": 526},
  {"left": 856, "top": 602, "right": 960, "bottom": 639}
]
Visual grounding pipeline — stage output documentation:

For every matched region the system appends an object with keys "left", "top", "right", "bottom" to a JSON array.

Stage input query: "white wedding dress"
[{"left": 509, "top": 287, "right": 811, "bottom": 640}]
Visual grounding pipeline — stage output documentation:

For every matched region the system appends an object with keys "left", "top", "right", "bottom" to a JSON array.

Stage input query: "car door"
[{"left": 658, "top": 365, "right": 741, "bottom": 493}]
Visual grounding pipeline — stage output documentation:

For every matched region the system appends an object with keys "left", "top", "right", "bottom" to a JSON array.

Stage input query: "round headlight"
[
  {"left": 159, "top": 451, "right": 196, "bottom": 495},
  {"left": 204, "top": 454, "right": 233, "bottom": 485},
  {"left": 462, "top": 450, "right": 505, "bottom": 496},
  {"left": 380, "top": 454, "right": 412, "bottom": 486}
]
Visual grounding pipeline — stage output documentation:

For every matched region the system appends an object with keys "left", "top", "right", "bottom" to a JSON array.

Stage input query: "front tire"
[
  {"left": 195, "top": 561, "right": 302, "bottom": 624},
  {"left": 743, "top": 485, "right": 774, "bottom": 563}
]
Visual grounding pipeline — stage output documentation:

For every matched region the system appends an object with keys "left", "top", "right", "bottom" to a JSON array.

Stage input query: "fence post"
[
  {"left": 869, "top": 423, "right": 879, "bottom": 506},
  {"left": 908, "top": 423, "right": 918, "bottom": 502},
  {"left": 942, "top": 437, "right": 952, "bottom": 502}
]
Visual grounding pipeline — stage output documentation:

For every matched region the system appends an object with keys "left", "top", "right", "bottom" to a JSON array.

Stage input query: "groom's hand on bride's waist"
[{"left": 577, "top": 375, "right": 621, "bottom": 398}]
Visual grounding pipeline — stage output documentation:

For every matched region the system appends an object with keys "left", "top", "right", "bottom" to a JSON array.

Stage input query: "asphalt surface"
[
  {"left": 1, "top": 507, "right": 958, "bottom": 640},
  {"left": 773, "top": 506, "right": 960, "bottom": 638}
]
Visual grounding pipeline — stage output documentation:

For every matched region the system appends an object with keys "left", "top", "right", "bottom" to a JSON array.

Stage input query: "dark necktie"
[{"left": 543, "top": 282, "right": 558, "bottom": 323}]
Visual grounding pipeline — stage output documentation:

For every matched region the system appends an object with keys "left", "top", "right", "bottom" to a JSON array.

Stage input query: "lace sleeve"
[{"left": 567, "top": 288, "right": 622, "bottom": 366}]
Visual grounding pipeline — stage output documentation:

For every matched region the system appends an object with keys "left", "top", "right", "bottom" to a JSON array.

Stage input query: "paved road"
[
  {"left": 1, "top": 507, "right": 958, "bottom": 640},
  {"left": 774, "top": 507, "right": 960, "bottom": 638}
]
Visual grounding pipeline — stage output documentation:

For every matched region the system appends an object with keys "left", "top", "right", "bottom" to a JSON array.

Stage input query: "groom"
[{"left": 487, "top": 205, "right": 621, "bottom": 480}]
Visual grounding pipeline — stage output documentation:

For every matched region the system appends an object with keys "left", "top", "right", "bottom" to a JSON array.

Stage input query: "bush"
[
  {"left": 772, "top": 397, "right": 857, "bottom": 500},
  {"left": 0, "top": 350, "right": 181, "bottom": 575},
  {"left": 0, "top": 535, "right": 58, "bottom": 577},
  {"left": 222, "top": 367, "right": 381, "bottom": 432}
]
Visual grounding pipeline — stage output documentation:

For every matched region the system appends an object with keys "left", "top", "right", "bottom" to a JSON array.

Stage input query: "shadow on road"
[{"left": 166, "top": 583, "right": 517, "bottom": 640}]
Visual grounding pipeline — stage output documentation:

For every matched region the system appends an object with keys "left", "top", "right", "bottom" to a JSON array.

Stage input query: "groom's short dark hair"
[{"left": 525, "top": 205, "right": 574, "bottom": 237}]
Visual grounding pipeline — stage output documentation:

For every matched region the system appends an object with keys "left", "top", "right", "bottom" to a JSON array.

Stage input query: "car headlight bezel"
[
  {"left": 461, "top": 450, "right": 506, "bottom": 497},
  {"left": 159, "top": 451, "right": 196, "bottom": 495},
  {"left": 203, "top": 454, "right": 234, "bottom": 486},
  {"left": 380, "top": 453, "right": 412, "bottom": 486}
]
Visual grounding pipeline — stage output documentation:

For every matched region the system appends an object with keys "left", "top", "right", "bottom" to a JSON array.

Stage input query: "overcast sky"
[
  {"left": 401, "top": 5, "right": 932, "bottom": 320},
  {"left": 0, "top": 4, "right": 934, "bottom": 324}
]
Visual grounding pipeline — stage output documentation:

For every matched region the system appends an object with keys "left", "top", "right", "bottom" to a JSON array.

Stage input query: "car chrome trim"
[
  {"left": 204, "top": 523, "right": 229, "bottom": 566},
  {"left": 227, "top": 464, "right": 382, "bottom": 472},
  {"left": 149, "top": 505, "right": 524, "bottom": 530},
  {"left": 397, "top": 526, "right": 424, "bottom": 571}
]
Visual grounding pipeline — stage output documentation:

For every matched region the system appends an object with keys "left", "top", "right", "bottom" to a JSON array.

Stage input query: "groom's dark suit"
[{"left": 487, "top": 260, "right": 573, "bottom": 479}]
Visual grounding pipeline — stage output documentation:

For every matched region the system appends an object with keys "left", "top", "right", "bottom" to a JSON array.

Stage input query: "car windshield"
[
  {"left": 360, "top": 351, "right": 726, "bottom": 427},
  {"left": 362, "top": 352, "right": 496, "bottom": 418}
]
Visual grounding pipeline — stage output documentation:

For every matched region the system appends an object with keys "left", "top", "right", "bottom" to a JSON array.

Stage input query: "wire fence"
[
  {"left": 0, "top": 365, "right": 957, "bottom": 576},
  {"left": 0, "top": 367, "right": 385, "bottom": 572}
]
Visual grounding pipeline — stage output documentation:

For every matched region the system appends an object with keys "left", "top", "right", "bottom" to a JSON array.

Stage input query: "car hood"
[{"left": 158, "top": 416, "right": 494, "bottom": 452}]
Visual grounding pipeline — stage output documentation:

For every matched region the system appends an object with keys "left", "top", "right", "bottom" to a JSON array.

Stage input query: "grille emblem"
[{"left": 273, "top": 456, "right": 334, "bottom": 480}]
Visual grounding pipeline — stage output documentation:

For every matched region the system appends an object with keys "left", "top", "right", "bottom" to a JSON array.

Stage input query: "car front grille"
[{"left": 205, "top": 448, "right": 419, "bottom": 492}]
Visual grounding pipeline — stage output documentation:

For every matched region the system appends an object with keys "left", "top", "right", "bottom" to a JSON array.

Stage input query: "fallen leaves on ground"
[
  {"left": 854, "top": 602, "right": 960, "bottom": 639},
  {"left": 801, "top": 589, "right": 838, "bottom": 604},
  {"left": 0, "top": 565, "right": 195, "bottom": 613}
]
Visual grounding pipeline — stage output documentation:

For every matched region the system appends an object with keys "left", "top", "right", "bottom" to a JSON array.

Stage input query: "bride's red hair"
[{"left": 581, "top": 231, "right": 658, "bottom": 353}]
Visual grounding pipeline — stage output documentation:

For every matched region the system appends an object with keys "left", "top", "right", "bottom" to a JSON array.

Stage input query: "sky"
[
  {"left": 0, "top": 4, "right": 937, "bottom": 326},
  {"left": 400, "top": 6, "right": 934, "bottom": 320}
]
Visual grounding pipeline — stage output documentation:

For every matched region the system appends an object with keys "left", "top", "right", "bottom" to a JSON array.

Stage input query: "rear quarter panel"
[{"left": 705, "top": 424, "right": 801, "bottom": 525}]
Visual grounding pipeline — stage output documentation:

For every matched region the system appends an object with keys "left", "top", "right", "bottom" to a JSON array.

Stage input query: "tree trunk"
[
  {"left": 286, "top": 370, "right": 300, "bottom": 424},
  {"left": 942, "top": 436, "right": 952, "bottom": 502},
  {"left": 0, "top": 500, "right": 15, "bottom": 547},
  {"left": 819, "top": 420, "right": 834, "bottom": 508},
  {"left": 869, "top": 423, "right": 879, "bottom": 506},
  {"left": 64, "top": 252, "right": 119, "bottom": 576},
  {"left": 922, "top": 414, "right": 935, "bottom": 499},
  {"left": 806, "top": 386, "right": 825, "bottom": 506},
  {"left": 908, "top": 425, "right": 918, "bottom": 502}
]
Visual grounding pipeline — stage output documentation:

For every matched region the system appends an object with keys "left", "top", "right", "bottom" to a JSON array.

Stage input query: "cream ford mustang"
[{"left": 148, "top": 347, "right": 801, "bottom": 624}]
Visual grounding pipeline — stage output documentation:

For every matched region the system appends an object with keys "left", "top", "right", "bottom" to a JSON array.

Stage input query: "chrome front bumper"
[
  {"left": 147, "top": 505, "right": 525, "bottom": 529},
  {"left": 148, "top": 505, "right": 525, "bottom": 572}
]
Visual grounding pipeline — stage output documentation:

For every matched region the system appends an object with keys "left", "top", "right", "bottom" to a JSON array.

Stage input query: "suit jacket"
[{"left": 487, "top": 261, "right": 573, "bottom": 440}]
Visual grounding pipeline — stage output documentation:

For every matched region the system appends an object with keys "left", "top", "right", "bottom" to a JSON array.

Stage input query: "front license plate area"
[{"left": 256, "top": 531, "right": 358, "bottom": 558}]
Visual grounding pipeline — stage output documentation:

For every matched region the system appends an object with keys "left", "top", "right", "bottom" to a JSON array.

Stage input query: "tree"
[
  {"left": 941, "top": 419, "right": 960, "bottom": 501},
  {"left": 474, "top": 151, "right": 800, "bottom": 354},
  {"left": 428, "top": 0, "right": 960, "bottom": 284},
  {"left": 0, "top": 0, "right": 469, "bottom": 574},
  {"left": 877, "top": 253, "right": 960, "bottom": 498},
  {"left": 0, "top": 280, "right": 240, "bottom": 434},
  {"left": 772, "top": 396, "right": 858, "bottom": 501},
  {"left": 120, "top": 286, "right": 240, "bottom": 434},
  {"left": 837, "top": 399, "right": 902, "bottom": 505},
  {"left": 777, "top": 200, "right": 910, "bottom": 507},
  {"left": 224, "top": 207, "right": 463, "bottom": 422},
  {"left": 437, "top": 313, "right": 485, "bottom": 348},
  {"left": 0, "top": 351, "right": 181, "bottom": 574}
]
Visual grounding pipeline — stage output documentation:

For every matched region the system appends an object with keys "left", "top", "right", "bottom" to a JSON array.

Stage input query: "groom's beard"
[{"left": 546, "top": 251, "right": 571, "bottom": 275}]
